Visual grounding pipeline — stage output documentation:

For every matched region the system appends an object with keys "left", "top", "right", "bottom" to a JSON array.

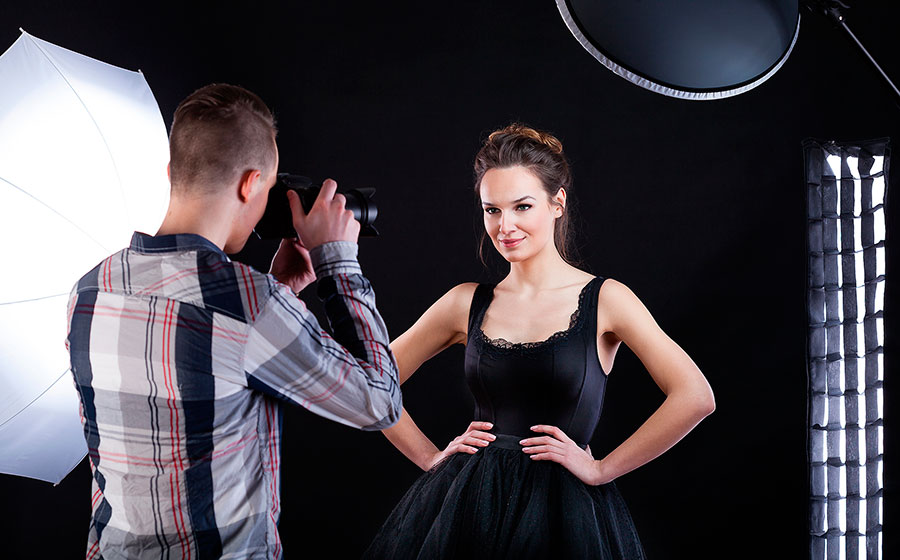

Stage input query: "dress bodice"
[
  {"left": 464, "top": 277, "right": 608, "bottom": 446},
  {"left": 366, "top": 276, "right": 646, "bottom": 558}
]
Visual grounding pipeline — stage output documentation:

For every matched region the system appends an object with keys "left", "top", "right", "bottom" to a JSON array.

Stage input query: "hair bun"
[{"left": 488, "top": 123, "right": 563, "bottom": 154}]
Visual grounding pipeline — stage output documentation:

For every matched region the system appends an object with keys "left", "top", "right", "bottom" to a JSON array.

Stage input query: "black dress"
[{"left": 364, "top": 277, "right": 645, "bottom": 559}]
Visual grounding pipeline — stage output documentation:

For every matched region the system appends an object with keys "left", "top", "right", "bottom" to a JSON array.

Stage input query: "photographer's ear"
[{"left": 238, "top": 169, "right": 263, "bottom": 203}]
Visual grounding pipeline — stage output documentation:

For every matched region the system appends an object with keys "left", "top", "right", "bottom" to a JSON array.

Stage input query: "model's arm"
[
  {"left": 381, "top": 283, "right": 497, "bottom": 470},
  {"left": 523, "top": 279, "right": 714, "bottom": 484},
  {"left": 595, "top": 279, "right": 714, "bottom": 481}
]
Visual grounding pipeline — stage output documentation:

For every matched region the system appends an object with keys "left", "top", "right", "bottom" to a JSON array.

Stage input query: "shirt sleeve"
[{"left": 243, "top": 241, "right": 402, "bottom": 430}]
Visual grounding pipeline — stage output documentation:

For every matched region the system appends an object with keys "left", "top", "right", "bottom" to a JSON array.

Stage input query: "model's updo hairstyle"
[{"left": 473, "top": 123, "right": 578, "bottom": 265}]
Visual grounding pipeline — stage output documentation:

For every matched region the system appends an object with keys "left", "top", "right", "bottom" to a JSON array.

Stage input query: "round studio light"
[{"left": 556, "top": 0, "right": 800, "bottom": 100}]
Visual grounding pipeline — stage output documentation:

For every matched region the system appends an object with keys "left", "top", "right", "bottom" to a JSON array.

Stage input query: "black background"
[{"left": 2, "top": 1, "right": 899, "bottom": 558}]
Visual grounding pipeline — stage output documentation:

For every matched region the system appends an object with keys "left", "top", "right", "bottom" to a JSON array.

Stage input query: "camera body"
[{"left": 253, "top": 174, "right": 378, "bottom": 239}]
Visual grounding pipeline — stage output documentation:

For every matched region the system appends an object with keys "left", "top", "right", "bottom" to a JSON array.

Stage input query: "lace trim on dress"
[{"left": 476, "top": 279, "right": 594, "bottom": 354}]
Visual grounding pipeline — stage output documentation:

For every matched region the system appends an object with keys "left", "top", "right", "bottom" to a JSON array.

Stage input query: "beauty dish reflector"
[{"left": 556, "top": 0, "right": 800, "bottom": 100}]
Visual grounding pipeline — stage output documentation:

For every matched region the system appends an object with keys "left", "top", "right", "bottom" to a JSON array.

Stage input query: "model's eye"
[
  {"left": 515, "top": 204, "right": 532, "bottom": 211},
  {"left": 484, "top": 207, "right": 500, "bottom": 215}
]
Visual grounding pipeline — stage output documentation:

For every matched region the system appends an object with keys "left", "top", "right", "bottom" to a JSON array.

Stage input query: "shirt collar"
[{"left": 129, "top": 231, "right": 228, "bottom": 257}]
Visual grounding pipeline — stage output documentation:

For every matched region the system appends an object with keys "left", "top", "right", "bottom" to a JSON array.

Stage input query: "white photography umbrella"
[{"left": 0, "top": 30, "right": 169, "bottom": 483}]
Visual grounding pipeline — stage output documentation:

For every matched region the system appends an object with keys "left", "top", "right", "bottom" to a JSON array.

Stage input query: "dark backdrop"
[{"left": 2, "top": 2, "right": 898, "bottom": 558}]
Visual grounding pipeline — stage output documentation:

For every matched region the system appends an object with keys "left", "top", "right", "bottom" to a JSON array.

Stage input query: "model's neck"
[
  {"left": 155, "top": 193, "right": 237, "bottom": 251},
  {"left": 505, "top": 243, "right": 573, "bottom": 292}
]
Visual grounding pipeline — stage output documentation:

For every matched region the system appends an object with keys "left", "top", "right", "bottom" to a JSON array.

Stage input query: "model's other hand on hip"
[{"left": 521, "top": 425, "right": 611, "bottom": 486}]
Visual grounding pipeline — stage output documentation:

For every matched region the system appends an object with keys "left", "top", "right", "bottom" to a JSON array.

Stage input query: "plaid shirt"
[{"left": 66, "top": 232, "right": 401, "bottom": 559}]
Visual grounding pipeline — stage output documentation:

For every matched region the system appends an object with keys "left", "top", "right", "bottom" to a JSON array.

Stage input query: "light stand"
[{"left": 803, "top": 0, "right": 900, "bottom": 103}]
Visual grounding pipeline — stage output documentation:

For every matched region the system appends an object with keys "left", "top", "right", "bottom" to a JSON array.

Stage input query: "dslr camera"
[{"left": 254, "top": 174, "right": 378, "bottom": 239}]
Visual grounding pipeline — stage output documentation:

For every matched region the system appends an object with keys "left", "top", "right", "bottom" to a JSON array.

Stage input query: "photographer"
[{"left": 65, "top": 83, "right": 401, "bottom": 559}]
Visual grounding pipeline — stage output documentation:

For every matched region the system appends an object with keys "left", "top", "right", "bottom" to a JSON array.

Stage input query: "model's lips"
[{"left": 499, "top": 237, "right": 524, "bottom": 248}]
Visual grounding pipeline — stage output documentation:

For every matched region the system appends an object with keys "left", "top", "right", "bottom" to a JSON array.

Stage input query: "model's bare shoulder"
[
  {"left": 391, "top": 282, "right": 480, "bottom": 382},
  {"left": 399, "top": 282, "right": 478, "bottom": 342},
  {"left": 433, "top": 282, "right": 479, "bottom": 338},
  {"left": 596, "top": 277, "right": 633, "bottom": 300},
  {"left": 596, "top": 278, "right": 657, "bottom": 338},
  {"left": 599, "top": 278, "right": 652, "bottom": 307},
  {"left": 445, "top": 281, "right": 480, "bottom": 310}
]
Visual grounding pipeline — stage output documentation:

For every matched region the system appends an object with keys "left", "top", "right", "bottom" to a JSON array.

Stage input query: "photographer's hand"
[
  {"left": 289, "top": 179, "right": 360, "bottom": 248},
  {"left": 269, "top": 238, "right": 315, "bottom": 295}
]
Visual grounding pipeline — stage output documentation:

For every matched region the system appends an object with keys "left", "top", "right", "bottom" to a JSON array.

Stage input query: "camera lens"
[{"left": 253, "top": 174, "right": 379, "bottom": 239}]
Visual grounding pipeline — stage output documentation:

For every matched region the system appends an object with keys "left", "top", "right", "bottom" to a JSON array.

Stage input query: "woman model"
[{"left": 364, "top": 124, "right": 715, "bottom": 559}]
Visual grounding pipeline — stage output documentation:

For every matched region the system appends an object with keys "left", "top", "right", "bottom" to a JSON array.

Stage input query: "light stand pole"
[{"left": 803, "top": 0, "right": 900, "bottom": 104}]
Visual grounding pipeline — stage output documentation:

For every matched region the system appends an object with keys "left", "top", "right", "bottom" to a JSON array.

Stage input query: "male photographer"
[{"left": 66, "top": 83, "right": 401, "bottom": 559}]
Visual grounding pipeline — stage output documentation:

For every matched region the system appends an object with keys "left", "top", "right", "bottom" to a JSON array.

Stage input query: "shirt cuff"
[{"left": 309, "top": 241, "right": 361, "bottom": 277}]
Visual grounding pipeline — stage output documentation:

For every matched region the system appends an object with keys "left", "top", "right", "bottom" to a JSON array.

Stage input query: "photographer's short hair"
[{"left": 169, "top": 83, "right": 277, "bottom": 195}]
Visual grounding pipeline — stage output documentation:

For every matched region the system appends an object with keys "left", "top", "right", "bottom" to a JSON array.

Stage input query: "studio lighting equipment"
[
  {"left": 555, "top": 0, "right": 800, "bottom": 99},
  {"left": 805, "top": 139, "right": 888, "bottom": 560},
  {"left": 0, "top": 30, "right": 169, "bottom": 483},
  {"left": 557, "top": 1, "right": 900, "bottom": 104}
]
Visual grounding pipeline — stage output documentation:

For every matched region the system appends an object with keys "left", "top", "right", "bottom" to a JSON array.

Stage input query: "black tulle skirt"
[{"left": 363, "top": 434, "right": 645, "bottom": 559}]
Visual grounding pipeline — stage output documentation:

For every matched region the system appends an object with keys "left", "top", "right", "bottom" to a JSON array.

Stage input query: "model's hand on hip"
[
  {"left": 426, "top": 421, "right": 496, "bottom": 470},
  {"left": 288, "top": 179, "right": 360, "bottom": 249},
  {"left": 521, "top": 425, "right": 612, "bottom": 486}
]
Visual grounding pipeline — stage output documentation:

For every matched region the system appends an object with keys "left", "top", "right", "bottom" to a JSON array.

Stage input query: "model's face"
[{"left": 479, "top": 166, "right": 563, "bottom": 263}]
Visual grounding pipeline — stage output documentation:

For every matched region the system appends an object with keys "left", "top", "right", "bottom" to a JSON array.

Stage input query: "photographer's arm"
[
  {"left": 244, "top": 242, "right": 402, "bottom": 429},
  {"left": 242, "top": 180, "right": 402, "bottom": 429}
]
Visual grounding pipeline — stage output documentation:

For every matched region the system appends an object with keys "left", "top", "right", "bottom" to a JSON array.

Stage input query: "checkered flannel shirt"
[{"left": 66, "top": 232, "right": 402, "bottom": 559}]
